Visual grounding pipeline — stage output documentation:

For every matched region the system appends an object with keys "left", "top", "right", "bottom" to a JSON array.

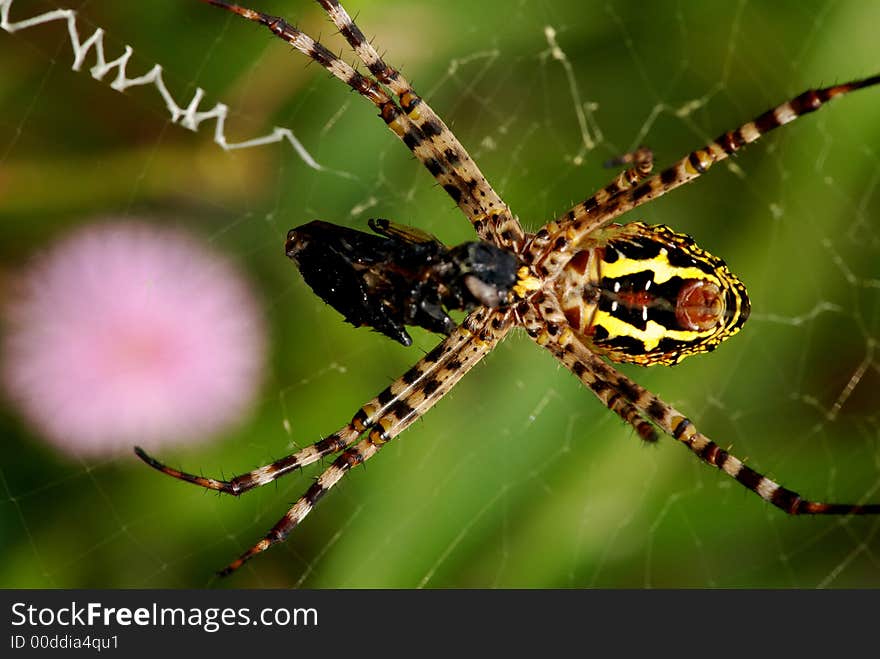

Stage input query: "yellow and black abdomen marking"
[{"left": 559, "top": 222, "right": 750, "bottom": 366}]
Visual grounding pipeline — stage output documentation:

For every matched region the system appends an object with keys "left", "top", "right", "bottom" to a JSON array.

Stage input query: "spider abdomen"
[{"left": 556, "top": 222, "right": 750, "bottom": 366}]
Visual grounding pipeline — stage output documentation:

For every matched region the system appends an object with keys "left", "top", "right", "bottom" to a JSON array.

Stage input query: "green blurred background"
[{"left": 2, "top": 0, "right": 879, "bottom": 588}]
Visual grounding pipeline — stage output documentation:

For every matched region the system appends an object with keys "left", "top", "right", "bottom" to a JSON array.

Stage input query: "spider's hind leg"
[
  {"left": 545, "top": 338, "right": 659, "bottom": 444},
  {"left": 542, "top": 329, "right": 880, "bottom": 516},
  {"left": 520, "top": 294, "right": 659, "bottom": 443}
]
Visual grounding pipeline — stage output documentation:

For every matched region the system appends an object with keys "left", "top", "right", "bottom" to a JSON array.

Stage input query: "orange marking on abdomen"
[{"left": 618, "top": 290, "right": 653, "bottom": 308}]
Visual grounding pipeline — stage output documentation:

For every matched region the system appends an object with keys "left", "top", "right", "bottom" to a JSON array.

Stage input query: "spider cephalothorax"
[{"left": 136, "top": 0, "right": 880, "bottom": 577}]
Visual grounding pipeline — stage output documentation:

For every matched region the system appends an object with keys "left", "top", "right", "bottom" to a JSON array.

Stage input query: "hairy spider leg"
[
  {"left": 544, "top": 328, "right": 880, "bottom": 515},
  {"left": 600, "top": 146, "right": 656, "bottom": 200},
  {"left": 314, "top": 0, "right": 525, "bottom": 250},
  {"left": 535, "top": 74, "right": 880, "bottom": 277},
  {"left": 135, "top": 306, "right": 513, "bottom": 496},
  {"left": 531, "top": 146, "right": 655, "bottom": 254},
  {"left": 517, "top": 300, "right": 658, "bottom": 442},
  {"left": 137, "top": 417, "right": 367, "bottom": 496},
  {"left": 217, "top": 308, "right": 512, "bottom": 575},
  {"left": 202, "top": 0, "right": 521, "bottom": 246}
]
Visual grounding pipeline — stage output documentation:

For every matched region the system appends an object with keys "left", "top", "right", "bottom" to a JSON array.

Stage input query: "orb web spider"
[{"left": 136, "top": 0, "right": 880, "bottom": 577}]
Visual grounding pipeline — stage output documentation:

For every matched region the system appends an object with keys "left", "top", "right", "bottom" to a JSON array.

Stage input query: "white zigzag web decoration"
[{"left": 0, "top": 0, "right": 328, "bottom": 169}]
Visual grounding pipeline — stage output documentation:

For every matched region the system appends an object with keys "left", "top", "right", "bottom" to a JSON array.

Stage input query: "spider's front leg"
[
  {"left": 217, "top": 308, "right": 511, "bottom": 575},
  {"left": 536, "top": 74, "right": 880, "bottom": 276},
  {"left": 136, "top": 306, "right": 510, "bottom": 499},
  {"left": 202, "top": 0, "right": 525, "bottom": 249},
  {"left": 136, "top": 426, "right": 356, "bottom": 496},
  {"left": 314, "top": 0, "right": 526, "bottom": 249}
]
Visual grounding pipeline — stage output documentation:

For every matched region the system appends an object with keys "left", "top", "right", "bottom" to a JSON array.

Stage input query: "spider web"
[{"left": 2, "top": 0, "right": 879, "bottom": 588}]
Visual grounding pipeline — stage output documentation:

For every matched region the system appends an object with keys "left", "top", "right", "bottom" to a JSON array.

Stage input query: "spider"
[{"left": 136, "top": 0, "right": 880, "bottom": 577}]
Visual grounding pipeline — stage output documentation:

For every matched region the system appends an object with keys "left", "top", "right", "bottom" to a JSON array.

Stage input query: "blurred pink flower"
[{"left": 2, "top": 222, "right": 267, "bottom": 457}]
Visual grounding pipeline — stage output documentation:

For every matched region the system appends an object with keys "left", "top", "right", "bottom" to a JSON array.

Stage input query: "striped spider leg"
[
  {"left": 201, "top": 0, "right": 524, "bottom": 249},
  {"left": 137, "top": 308, "right": 512, "bottom": 575},
  {"left": 542, "top": 327, "right": 880, "bottom": 515},
  {"left": 531, "top": 74, "right": 880, "bottom": 275},
  {"left": 313, "top": 0, "right": 524, "bottom": 250}
]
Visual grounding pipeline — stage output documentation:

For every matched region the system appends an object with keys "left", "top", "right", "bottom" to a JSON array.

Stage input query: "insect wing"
[
  {"left": 286, "top": 221, "right": 413, "bottom": 345},
  {"left": 368, "top": 218, "right": 442, "bottom": 246}
]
